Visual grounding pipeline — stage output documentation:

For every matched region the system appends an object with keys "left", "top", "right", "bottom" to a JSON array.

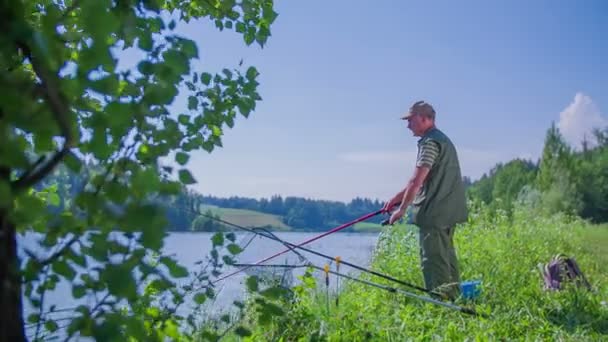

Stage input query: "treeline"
[
  {"left": 466, "top": 124, "right": 608, "bottom": 223},
  {"left": 39, "top": 165, "right": 386, "bottom": 232},
  {"left": 163, "top": 192, "right": 385, "bottom": 231}
]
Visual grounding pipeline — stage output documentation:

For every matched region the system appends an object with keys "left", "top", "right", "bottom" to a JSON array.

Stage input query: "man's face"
[{"left": 406, "top": 113, "right": 425, "bottom": 136}]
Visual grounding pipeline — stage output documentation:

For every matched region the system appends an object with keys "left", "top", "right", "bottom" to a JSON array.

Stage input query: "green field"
[
  {"left": 352, "top": 221, "right": 384, "bottom": 232},
  {"left": 199, "top": 205, "right": 292, "bottom": 230},
  {"left": 227, "top": 206, "right": 608, "bottom": 341}
]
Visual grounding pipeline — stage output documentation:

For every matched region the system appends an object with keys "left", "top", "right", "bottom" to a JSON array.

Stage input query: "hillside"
[{"left": 200, "top": 205, "right": 293, "bottom": 231}]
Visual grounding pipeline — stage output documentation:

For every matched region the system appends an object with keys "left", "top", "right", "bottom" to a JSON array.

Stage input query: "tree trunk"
[{"left": 0, "top": 167, "right": 26, "bottom": 341}]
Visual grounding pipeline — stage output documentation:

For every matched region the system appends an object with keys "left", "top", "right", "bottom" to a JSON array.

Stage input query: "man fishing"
[{"left": 383, "top": 100, "right": 468, "bottom": 301}]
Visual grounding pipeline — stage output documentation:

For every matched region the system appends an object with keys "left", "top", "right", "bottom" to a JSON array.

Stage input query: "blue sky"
[{"left": 130, "top": 1, "right": 608, "bottom": 202}]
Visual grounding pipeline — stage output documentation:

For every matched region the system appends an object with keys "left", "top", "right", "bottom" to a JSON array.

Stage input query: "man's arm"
[
  {"left": 399, "top": 166, "right": 431, "bottom": 210},
  {"left": 387, "top": 139, "right": 439, "bottom": 224},
  {"left": 388, "top": 166, "right": 430, "bottom": 224}
]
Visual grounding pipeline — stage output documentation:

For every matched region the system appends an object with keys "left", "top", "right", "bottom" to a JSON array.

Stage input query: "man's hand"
[
  {"left": 382, "top": 193, "right": 403, "bottom": 213},
  {"left": 388, "top": 206, "right": 406, "bottom": 225}
]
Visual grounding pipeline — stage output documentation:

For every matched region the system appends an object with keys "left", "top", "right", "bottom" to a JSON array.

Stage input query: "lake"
[
  {"left": 163, "top": 231, "right": 381, "bottom": 313},
  {"left": 21, "top": 231, "right": 381, "bottom": 340}
]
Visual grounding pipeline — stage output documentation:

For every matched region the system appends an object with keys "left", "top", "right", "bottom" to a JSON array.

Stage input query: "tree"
[
  {"left": 191, "top": 210, "right": 224, "bottom": 232},
  {"left": 0, "top": 0, "right": 277, "bottom": 340},
  {"left": 490, "top": 159, "right": 537, "bottom": 214},
  {"left": 536, "top": 123, "right": 572, "bottom": 192}
]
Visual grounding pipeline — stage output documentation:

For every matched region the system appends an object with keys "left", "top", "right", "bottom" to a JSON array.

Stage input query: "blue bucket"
[{"left": 460, "top": 280, "right": 481, "bottom": 299}]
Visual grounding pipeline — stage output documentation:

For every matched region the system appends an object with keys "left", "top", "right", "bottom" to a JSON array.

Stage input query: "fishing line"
[
  {"left": 233, "top": 263, "right": 487, "bottom": 318},
  {"left": 203, "top": 212, "right": 438, "bottom": 296}
]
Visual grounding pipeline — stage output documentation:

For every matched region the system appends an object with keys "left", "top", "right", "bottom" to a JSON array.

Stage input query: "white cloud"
[{"left": 557, "top": 93, "right": 607, "bottom": 149}]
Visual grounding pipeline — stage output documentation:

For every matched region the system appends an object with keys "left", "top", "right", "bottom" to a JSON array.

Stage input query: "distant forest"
[{"left": 164, "top": 191, "right": 386, "bottom": 232}]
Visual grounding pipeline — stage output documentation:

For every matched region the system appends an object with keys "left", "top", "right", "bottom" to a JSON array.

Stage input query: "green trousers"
[{"left": 418, "top": 225, "right": 461, "bottom": 300}]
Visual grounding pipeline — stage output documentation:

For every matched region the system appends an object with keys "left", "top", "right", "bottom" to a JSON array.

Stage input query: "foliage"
[
  {"left": 0, "top": 0, "right": 277, "bottom": 340},
  {"left": 536, "top": 123, "right": 574, "bottom": 192},
  {"left": 467, "top": 159, "right": 537, "bottom": 215},
  {"left": 236, "top": 204, "right": 608, "bottom": 340},
  {"left": 191, "top": 210, "right": 225, "bottom": 232},
  {"left": 467, "top": 122, "right": 608, "bottom": 223}
]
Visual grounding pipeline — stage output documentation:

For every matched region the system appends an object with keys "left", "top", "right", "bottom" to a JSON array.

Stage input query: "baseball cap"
[{"left": 400, "top": 100, "right": 436, "bottom": 120}]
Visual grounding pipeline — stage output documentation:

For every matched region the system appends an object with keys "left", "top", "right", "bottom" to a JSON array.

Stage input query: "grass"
[
  {"left": 199, "top": 205, "right": 292, "bottom": 231},
  {"left": 230, "top": 206, "right": 608, "bottom": 341},
  {"left": 352, "top": 221, "right": 383, "bottom": 232}
]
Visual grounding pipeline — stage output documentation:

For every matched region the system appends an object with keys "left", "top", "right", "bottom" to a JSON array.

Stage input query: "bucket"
[{"left": 460, "top": 280, "right": 481, "bottom": 299}]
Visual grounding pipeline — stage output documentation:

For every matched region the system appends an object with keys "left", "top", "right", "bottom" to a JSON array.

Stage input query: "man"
[{"left": 383, "top": 100, "right": 468, "bottom": 301}]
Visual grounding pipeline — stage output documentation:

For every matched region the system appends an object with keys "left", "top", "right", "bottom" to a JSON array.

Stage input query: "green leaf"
[
  {"left": 226, "top": 243, "right": 242, "bottom": 255},
  {"left": 45, "top": 319, "right": 59, "bottom": 333},
  {"left": 222, "top": 255, "right": 235, "bottom": 265},
  {"left": 138, "top": 61, "right": 155, "bottom": 75},
  {"left": 235, "top": 22, "right": 246, "bottom": 33},
  {"left": 244, "top": 28, "right": 255, "bottom": 45},
  {"left": 160, "top": 256, "right": 189, "bottom": 278},
  {"left": 47, "top": 192, "right": 60, "bottom": 206},
  {"left": 132, "top": 168, "right": 160, "bottom": 194},
  {"left": 260, "top": 301, "right": 284, "bottom": 321},
  {"left": 193, "top": 292, "right": 207, "bottom": 304},
  {"left": 178, "top": 169, "right": 196, "bottom": 184},
  {"left": 63, "top": 152, "right": 82, "bottom": 173},
  {"left": 0, "top": 180, "right": 11, "bottom": 208},
  {"left": 101, "top": 264, "right": 137, "bottom": 300},
  {"left": 246, "top": 66, "right": 259, "bottom": 81},
  {"left": 163, "top": 49, "right": 189, "bottom": 76},
  {"left": 200, "top": 72, "right": 212, "bottom": 85},
  {"left": 27, "top": 313, "right": 40, "bottom": 324},
  {"left": 72, "top": 285, "right": 87, "bottom": 299},
  {"left": 138, "top": 32, "right": 154, "bottom": 51},
  {"left": 222, "top": 68, "right": 233, "bottom": 79},
  {"left": 178, "top": 114, "right": 190, "bottom": 125},
  {"left": 188, "top": 96, "right": 198, "bottom": 110},
  {"left": 89, "top": 74, "right": 120, "bottom": 96},
  {"left": 180, "top": 39, "right": 198, "bottom": 58},
  {"left": 245, "top": 276, "right": 258, "bottom": 292},
  {"left": 234, "top": 326, "right": 252, "bottom": 337},
  {"left": 211, "top": 232, "right": 224, "bottom": 247},
  {"left": 211, "top": 125, "right": 222, "bottom": 137},
  {"left": 175, "top": 152, "right": 189, "bottom": 166},
  {"left": 140, "top": 220, "right": 165, "bottom": 250},
  {"left": 52, "top": 260, "right": 76, "bottom": 281},
  {"left": 260, "top": 286, "right": 290, "bottom": 299},
  {"left": 226, "top": 232, "right": 236, "bottom": 242},
  {"left": 206, "top": 286, "right": 215, "bottom": 299},
  {"left": 143, "top": 83, "right": 177, "bottom": 105}
]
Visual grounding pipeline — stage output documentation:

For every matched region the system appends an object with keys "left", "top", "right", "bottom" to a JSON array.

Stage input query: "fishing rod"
[
  {"left": 205, "top": 213, "right": 437, "bottom": 295},
  {"left": 211, "top": 209, "right": 384, "bottom": 284},
  {"left": 233, "top": 263, "right": 487, "bottom": 318}
]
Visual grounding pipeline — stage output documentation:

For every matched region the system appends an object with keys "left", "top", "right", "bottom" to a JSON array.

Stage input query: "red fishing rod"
[{"left": 211, "top": 209, "right": 385, "bottom": 284}]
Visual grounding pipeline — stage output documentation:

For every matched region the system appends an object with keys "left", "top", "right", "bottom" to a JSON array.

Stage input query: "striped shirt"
[{"left": 416, "top": 139, "right": 440, "bottom": 168}]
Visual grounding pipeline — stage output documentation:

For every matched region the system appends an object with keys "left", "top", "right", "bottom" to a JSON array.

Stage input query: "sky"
[{"left": 122, "top": 0, "right": 608, "bottom": 203}]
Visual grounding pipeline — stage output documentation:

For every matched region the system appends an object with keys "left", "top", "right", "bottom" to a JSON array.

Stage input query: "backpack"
[{"left": 539, "top": 254, "right": 591, "bottom": 291}]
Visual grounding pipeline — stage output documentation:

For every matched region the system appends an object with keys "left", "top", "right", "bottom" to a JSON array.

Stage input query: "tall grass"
[{"left": 233, "top": 204, "right": 608, "bottom": 341}]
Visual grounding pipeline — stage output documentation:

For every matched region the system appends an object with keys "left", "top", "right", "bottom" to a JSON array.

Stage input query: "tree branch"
[
  {"left": 10, "top": 37, "right": 75, "bottom": 193},
  {"left": 37, "top": 235, "right": 80, "bottom": 267}
]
